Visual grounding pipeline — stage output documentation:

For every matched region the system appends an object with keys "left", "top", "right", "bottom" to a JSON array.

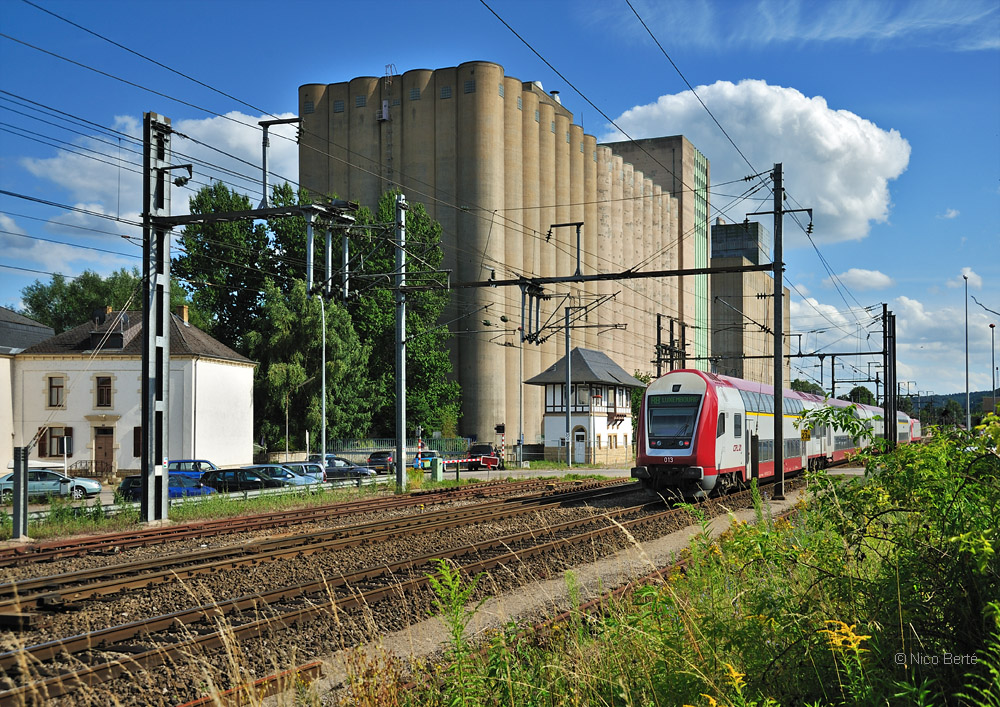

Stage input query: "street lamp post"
[
  {"left": 965, "top": 274, "right": 971, "bottom": 430},
  {"left": 991, "top": 323, "right": 997, "bottom": 415}
]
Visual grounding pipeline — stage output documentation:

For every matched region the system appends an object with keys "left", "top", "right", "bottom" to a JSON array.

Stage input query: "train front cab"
[{"left": 632, "top": 370, "right": 724, "bottom": 496}]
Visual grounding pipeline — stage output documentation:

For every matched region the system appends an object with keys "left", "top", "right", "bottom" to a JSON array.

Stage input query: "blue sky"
[{"left": 1, "top": 0, "right": 998, "bottom": 401}]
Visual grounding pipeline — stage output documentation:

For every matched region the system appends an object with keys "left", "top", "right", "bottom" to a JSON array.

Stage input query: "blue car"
[
  {"left": 117, "top": 475, "right": 217, "bottom": 502},
  {"left": 167, "top": 459, "right": 219, "bottom": 479}
]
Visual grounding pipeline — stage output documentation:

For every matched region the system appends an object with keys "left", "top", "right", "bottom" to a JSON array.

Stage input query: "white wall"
[
  {"left": 13, "top": 355, "right": 253, "bottom": 473},
  {"left": 192, "top": 359, "right": 254, "bottom": 467},
  {"left": 0, "top": 356, "right": 12, "bottom": 469}
]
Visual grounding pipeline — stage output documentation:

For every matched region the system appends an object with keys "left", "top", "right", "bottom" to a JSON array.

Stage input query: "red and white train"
[{"left": 632, "top": 369, "right": 921, "bottom": 496}]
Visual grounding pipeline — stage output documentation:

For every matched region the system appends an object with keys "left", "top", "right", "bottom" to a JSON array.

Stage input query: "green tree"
[
  {"left": 246, "top": 279, "right": 372, "bottom": 451},
  {"left": 838, "top": 385, "right": 876, "bottom": 405},
  {"left": 941, "top": 399, "right": 964, "bottom": 426},
  {"left": 172, "top": 182, "right": 272, "bottom": 353},
  {"left": 345, "top": 191, "right": 460, "bottom": 438},
  {"left": 20, "top": 267, "right": 207, "bottom": 334},
  {"left": 631, "top": 370, "right": 653, "bottom": 423},
  {"left": 790, "top": 378, "right": 826, "bottom": 396}
]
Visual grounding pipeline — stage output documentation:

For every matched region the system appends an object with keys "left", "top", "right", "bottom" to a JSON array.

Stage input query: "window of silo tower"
[
  {"left": 464, "top": 80, "right": 476, "bottom": 94},
  {"left": 534, "top": 110, "right": 539, "bottom": 121},
  {"left": 498, "top": 83, "right": 504, "bottom": 97},
  {"left": 517, "top": 97, "right": 522, "bottom": 110},
  {"left": 550, "top": 121, "right": 555, "bottom": 133},
  {"left": 440, "top": 86, "right": 452, "bottom": 99},
  {"left": 410, "top": 88, "right": 421, "bottom": 101},
  {"left": 333, "top": 100, "right": 344, "bottom": 113},
  {"left": 355, "top": 96, "right": 366, "bottom": 108}
]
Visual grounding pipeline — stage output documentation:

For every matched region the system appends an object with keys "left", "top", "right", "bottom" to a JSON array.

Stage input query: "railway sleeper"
[{"left": 0, "top": 611, "right": 46, "bottom": 630}]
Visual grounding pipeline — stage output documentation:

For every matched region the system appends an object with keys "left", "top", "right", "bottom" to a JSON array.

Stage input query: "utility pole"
[
  {"left": 748, "top": 164, "right": 811, "bottom": 501},
  {"left": 395, "top": 194, "right": 408, "bottom": 492},
  {"left": 141, "top": 112, "right": 179, "bottom": 523}
]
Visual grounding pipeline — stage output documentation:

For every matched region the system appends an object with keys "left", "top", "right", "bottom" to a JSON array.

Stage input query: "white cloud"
[
  {"left": 598, "top": 0, "right": 1000, "bottom": 51},
  {"left": 938, "top": 208, "right": 960, "bottom": 219},
  {"left": 946, "top": 267, "right": 983, "bottom": 289},
  {"left": 604, "top": 80, "right": 911, "bottom": 244},
  {"left": 825, "top": 268, "right": 895, "bottom": 291}
]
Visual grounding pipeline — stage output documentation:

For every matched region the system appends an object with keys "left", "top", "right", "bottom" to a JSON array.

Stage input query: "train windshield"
[{"left": 647, "top": 393, "right": 702, "bottom": 445}]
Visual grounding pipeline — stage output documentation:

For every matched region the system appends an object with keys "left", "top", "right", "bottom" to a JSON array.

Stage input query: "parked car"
[
  {"left": 468, "top": 443, "right": 500, "bottom": 471},
  {"left": 325, "top": 462, "right": 377, "bottom": 480},
  {"left": 200, "top": 469, "right": 285, "bottom": 493},
  {"left": 0, "top": 469, "right": 102, "bottom": 502},
  {"left": 117, "top": 475, "right": 217, "bottom": 502},
  {"left": 167, "top": 459, "right": 219, "bottom": 479},
  {"left": 247, "top": 464, "right": 317, "bottom": 487},
  {"left": 282, "top": 461, "right": 326, "bottom": 482},
  {"left": 411, "top": 449, "right": 443, "bottom": 469},
  {"left": 366, "top": 451, "right": 394, "bottom": 474}
]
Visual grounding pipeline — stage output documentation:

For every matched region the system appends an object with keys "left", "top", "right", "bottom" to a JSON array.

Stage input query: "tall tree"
[
  {"left": 838, "top": 385, "right": 876, "bottom": 405},
  {"left": 790, "top": 378, "right": 826, "bottom": 396},
  {"left": 246, "top": 279, "right": 371, "bottom": 451},
  {"left": 20, "top": 267, "right": 208, "bottom": 333},
  {"left": 345, "top": 191, "right": 460, "bottom": 437},
  {"left": 172, "top": 182, "right": 272, "bottom": 353}
]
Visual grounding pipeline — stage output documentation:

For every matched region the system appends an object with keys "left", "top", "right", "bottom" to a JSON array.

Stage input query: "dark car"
[
  {"left": 200, "top": 468, "right": 285, "bottom": 493},
  {"left": 467, "top": 443, "right": 500, "bottom": 471},
  {"left": 117, "top": 475, "right": 217, "bottom": 502},
  {"left": 325, "top": 460, "right": 377, "bottom": 480},
  {"left": 366, "top": 451, "right": 394, "bottom": 474},
  {"left": 247, "top": 464, "right": 317, "bottom": 487}
]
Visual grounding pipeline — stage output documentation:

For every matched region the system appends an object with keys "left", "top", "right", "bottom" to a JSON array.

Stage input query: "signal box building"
[
  {"left": 525, "top": 348, "right": 645, "bottom": 465},
  {"left": 298, "top": 61, "right": 711, "bottom": 445}
]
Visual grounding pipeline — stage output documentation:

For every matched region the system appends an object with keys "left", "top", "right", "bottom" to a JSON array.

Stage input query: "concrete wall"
[{"left": 299, "top": 63, "right": 690, "bottom": 443}]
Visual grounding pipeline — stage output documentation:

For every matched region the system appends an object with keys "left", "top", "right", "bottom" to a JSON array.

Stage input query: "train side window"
[
  {"left": 717, "top": 413, "right": 726, "bottom": 438},
  {"left": 734, "top": 413, "right": 742, "bottom": 437}
]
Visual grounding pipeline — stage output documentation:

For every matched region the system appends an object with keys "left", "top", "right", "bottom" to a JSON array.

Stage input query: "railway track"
[
  {"left": 0, "top": 480, "right": 766, "bottom": 705},
  {"left": 0, "top": 477, "right": 626, "bottom": 567}
]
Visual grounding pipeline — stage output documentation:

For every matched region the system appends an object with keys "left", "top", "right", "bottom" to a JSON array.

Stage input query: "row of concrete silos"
[{"left": 299, "top": 60, "right": 682, "bottom": 444}]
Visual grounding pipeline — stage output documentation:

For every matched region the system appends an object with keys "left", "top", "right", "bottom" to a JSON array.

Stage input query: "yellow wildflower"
[
  {"left": 818, "top": 620, "right": 871, "bottom": 653},
  {"left": 724, "top": 662, "right": 746, "bottom": 689}
]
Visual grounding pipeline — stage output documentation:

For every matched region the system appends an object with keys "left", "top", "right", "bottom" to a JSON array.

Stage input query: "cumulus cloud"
[
  {"left": 946, "top": 267, "right": 983, "bottom": 289},
  {"left": 938, "top": 208, "right": 960, "bottom": 219},
  {"left": 825, "top": 268, "right": 895, "bottom": 291},
  {"left": 604, "top": 80, "right": 911, "bottom": 244}
]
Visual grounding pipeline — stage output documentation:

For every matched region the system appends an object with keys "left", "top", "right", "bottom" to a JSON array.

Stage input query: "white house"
[
  {"left": 1, "top": 307, "right": 56, "bottom": 470},
  {"left": 525, "top": 348, "right": 646, "bottom": 465},
  {"left": 11, "top": 307, "right": 255, "bottom": 476}
]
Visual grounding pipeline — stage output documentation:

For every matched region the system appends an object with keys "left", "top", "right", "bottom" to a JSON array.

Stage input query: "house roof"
[
  {"left": 18, "top": 310, "right": 254, "bottom": 365},
  {"left": 0, "top": 306, "right": 55, "bottom": 354},
  {"left": 525, "top": 347, "right": 645, "bottom": 388}
]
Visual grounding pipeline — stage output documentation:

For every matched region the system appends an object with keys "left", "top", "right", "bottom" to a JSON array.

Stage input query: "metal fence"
[{"left": 325, "top": 438, "right": 475, "bottom": 464}]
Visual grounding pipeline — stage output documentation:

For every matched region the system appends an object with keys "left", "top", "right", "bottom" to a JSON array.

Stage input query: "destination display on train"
[{"left": 648, "top": 394, "right": 701, "bottom": 407}]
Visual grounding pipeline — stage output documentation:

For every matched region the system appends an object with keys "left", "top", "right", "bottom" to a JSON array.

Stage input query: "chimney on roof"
[{"left": 176, "top": 305, "right": 189, "bottom": 323}]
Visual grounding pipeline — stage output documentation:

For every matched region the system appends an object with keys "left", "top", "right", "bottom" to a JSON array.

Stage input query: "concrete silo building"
[{"left": 298, "top": 61, "right": 708, "bottom": 445}]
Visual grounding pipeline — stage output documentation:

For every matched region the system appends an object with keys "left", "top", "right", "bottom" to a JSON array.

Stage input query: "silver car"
[{"left": 0, "top": 469, "right": 102, "bottom": 502}]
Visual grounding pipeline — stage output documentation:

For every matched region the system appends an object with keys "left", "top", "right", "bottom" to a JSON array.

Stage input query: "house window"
[
  {"left": 39, "top": 426, "right": 73, "bottom": 457},
  {"left": 596, "top": 436, "right": 602, "bottom": 449},
  {"left": 610, "top": 435, "right": 618, "bottom": 449},
  {"left": 623, "top": 434, "right": 628, "bottom": 448},
  {"left": 47, "top": 375, "right": 65, "bottom": 408},
  {"left": 96, "top": 376, "right": 112, "bottom": 408}
]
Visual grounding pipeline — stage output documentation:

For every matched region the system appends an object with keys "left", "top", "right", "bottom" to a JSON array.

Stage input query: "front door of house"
[
  {"left": 94, "top": 427, "right": 114, "bottom": 474},
  {"left": 574, "top": 430, "right": 586, "bottom": 464}
]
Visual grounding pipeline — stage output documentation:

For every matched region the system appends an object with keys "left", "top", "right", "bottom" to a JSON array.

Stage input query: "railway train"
[{"left": 632, "top": 369, "right": 921, "bottom": 496}]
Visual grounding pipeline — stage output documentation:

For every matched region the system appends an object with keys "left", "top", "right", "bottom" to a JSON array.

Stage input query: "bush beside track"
[{"left": 364, "top": 414, "right": 1000, "bottom": 707}]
